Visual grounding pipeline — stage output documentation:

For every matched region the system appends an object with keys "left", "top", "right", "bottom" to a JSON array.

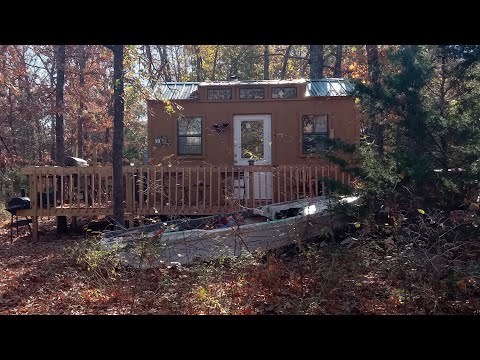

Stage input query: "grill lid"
[
  {"left": 65, "top": 156, "right": 88, "bottom": 167},
  {"left": 6, "top": 197, "right": 31, "bottom": 215}
]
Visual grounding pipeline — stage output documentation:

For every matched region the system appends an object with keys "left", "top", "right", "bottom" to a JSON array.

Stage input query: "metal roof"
[
  {"left": 198, "top": 79, "right": 308, "bottom": 86},
  {"left": 157, "top": 82, "right": 200, "bottom": 100},
  {"left": 307, "top": 78, "right": 353, "bottom": 96},
  {"left": 155, "top": 78, "right": 352, "bottom": 100}
]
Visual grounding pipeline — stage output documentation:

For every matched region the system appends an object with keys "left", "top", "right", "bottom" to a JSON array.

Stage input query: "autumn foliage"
[{"left": 3, "top": 45, "right": 480, "bottom": 314}]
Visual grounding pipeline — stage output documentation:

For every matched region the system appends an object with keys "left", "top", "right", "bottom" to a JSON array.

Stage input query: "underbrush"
[
  {"left": 66, "top": 205, "right": 480, "bottom": 314},
  {"left": 332, "top": 202, "right": 480, "bottom": 313}
]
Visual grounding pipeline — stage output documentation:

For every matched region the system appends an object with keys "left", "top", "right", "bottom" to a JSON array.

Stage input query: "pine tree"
[{"left": 354, "top": 45, "right": 480, "bottom": 211}]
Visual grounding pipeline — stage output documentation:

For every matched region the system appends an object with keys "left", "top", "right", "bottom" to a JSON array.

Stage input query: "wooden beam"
[{"left": 32, "top": 216, "right": 39, "bottom": 242}]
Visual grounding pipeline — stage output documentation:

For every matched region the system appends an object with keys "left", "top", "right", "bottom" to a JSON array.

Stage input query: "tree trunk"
[
  {"left": 211, "top": 46, "right": 219, "bottom": 81},
  {"left": 26, "top": 80, "right": 41, "bottom": 161},
  {"left": 77, "top": 45, "right": 87, "bottom": 159},
  {"left": 334, "top": 45, "right": 343, "bottom": 77},
  {"left": 280, "top": 45, "right": 292, "bottom": 80},
  {"left": 366, "top": 45, "right": 380, "bottom": 85},
  {"left": 50, "top": 51, "right": 56, "bottom": 162},
  {"left": 108, "top": 45, "right": 125, "bottom": 229},
  {"left": 101, "top": 70, "right": 114, "bottom": 164},
  {"left": 439, "top": 46, "right": 448, "bottom": 171},
  {"left": 173, "top": 46, "right": 181, "bottom": 81},
  {"left": 145, "top": 45, "right": 155, "bottom": 89},
  {"left": 366, "top": 45, "right": 384, "bottom": 157},
  {"left": 35, "top": 116, "right": 42, "bottom": 162},
  {"left": 263, "top": 45, "right": 269, "bottom": 80},
  {"left": 159, "top": 45, "right": 172, "bottom": 82},
  {"left": 310, "top": 45, "right": 324, "bottom": 79},
  {"left": 55, "top": 45, "right": 68, "bottom": 233},
  {"left": 105, "top": 127, "right": 110, "bottom": 143},
  {"left": 7, "top": 88, "right": 17, "bottom": 155},
  {"left": 194, "top": 46, "right": 203, "bottom": 82},
  {"left": 301, "top": 47, "right": 310, "bottom": 77},
  {"left": 55, "top": 45, "right": 65, "bottom": 166}
]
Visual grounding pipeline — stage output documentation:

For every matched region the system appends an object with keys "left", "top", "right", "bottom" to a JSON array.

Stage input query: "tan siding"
[{"left": 148, "top": 93, "right": 357, "bottom": 167}]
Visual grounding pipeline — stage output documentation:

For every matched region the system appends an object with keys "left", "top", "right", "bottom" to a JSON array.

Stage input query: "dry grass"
[{"left": 0, "top": 212, "right": 479, "bottom": 314}]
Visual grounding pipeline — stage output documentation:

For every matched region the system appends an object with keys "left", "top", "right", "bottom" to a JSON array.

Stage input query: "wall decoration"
[{"left": 154, "top": 136, "right": 170, "bottom": 146}]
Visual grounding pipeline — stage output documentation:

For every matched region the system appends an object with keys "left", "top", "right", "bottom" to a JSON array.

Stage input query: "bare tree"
[
  {"left": 144, "top": 45, "right": 155, "bottom": 89},
  {"left": 44, "top": 48, "right": 57, "bottom": 161},
  {"left": 55, "top": 45, "right": 68, "bottom": 233},
  {"left": 310, "top": 45, "right": 324, "bottom": 79},
  {"left": 194, "top": 46, "right": 203, "bottom": 82},
  {"left": 280, "top": 45, "right": 292, "bottom": 80},
  {"left": 212, "top": 46, "right": 219, "bottom": 81},
  {"left": 77, "top": 45, "right": 88, "bottom": 159},
  {"left": 105, "top": 45, "right": 125, "bottom": 229},
  {"left": 438, "top": 46, "right": 449, "bottom": 170},
  {"left": 263, "top": 45, "right": 269, "bottom": 80},
  {"left": 158, "top": 45, "right": 172, "bottom": 82},
  {"left": 301, "top": 47, "right": 310, "bottom": 77},
  {"left": 334, "top": 45, "right": 343, "bottom": 77},
  {"left": 366, "top": 45, "right": 384, "bottom": 156},
  {"left": 366, "top": 45, "right": 380, "bottom": 84}
]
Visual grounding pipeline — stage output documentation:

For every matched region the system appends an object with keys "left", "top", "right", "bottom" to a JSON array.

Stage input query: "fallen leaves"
[{"left": 1, "top": 216, "right": 479, "bottom": 314}]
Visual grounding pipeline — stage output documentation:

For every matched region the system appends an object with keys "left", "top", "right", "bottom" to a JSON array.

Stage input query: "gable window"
[
  {"left": 272, "top": 87, "right": 297, "bottom": 99},
  {"left": 177, "top": 116, "right": 202, "bottom": 155},
  {"left": 207, "top": 88, "right": 232, "bottom": 100},
  {"left": 302, "top": 115, "right": 328, "bottom": 154},
  {"left": 240, "top": 87, "right": 265, "bottom": 99}
]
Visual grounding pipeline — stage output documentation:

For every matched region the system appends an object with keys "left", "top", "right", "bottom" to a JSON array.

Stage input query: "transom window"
[
  {"left": 272, "top": 87, "right": 297, "bottom": 99},
  {"left": 240, "top": 87, "right": 265, "bottom": 99},
  {"left": 177, "top": 116, "right": 202, "bottom": 155},
  {"left": 302, "top": 115, "right": 328, "bottom": 154},
  {"left": 207, "top": 88, "right": 232, "bottom": 100}
]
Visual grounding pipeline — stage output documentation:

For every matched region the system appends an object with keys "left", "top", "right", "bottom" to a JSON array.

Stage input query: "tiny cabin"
[
  {"left": 16, "top": 78, "right": 359, "bottom": 239},
  {"left": 147, "top": 78, "right": 358, "bottom": 168}
]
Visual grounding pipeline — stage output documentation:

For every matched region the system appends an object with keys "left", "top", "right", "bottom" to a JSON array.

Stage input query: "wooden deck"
[{"left": 17, "top": 164, "right": 352, "bottom": 239}]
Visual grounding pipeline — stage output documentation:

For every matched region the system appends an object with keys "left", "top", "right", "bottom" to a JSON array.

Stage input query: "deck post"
[
  {"left": 249, "top": 167, "right": 255, "bottom": 209},
  {"left": 32, "top": 216, "right": 39, "bottom": 242},
  {"left": 71, "top": 216, "right": 77, "bottom": 231}
]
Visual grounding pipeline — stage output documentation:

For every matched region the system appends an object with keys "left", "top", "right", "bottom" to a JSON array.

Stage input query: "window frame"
[
  {"left": 207, "top": 87, "right": 232, "bottom": 101},
  {"left": 176, "top": 116, "right": 203, "bottom": 156},
  {"left": 239, "top": 87, "right": 265, "bottom": 100},
  {"left": 271, "top": 86, "right": 297, "bottom": 99},
  {"left": 301, "top": 114, "right": 329, "bottom": 155}
]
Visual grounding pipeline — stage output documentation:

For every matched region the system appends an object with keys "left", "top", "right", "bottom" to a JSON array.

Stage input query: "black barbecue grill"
[
  {"left": 6, "top": 196, "right": 31, "bottom": 215},
  {"left": 5, "top": 157, "right": 89, "bottom": 241},
  {"left": 5, "top": 189, "right": 32, "bottom": 241}
]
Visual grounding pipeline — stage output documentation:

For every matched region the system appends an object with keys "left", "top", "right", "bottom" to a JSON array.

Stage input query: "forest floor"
[{"left": 0, "top": 215, "right": 479, "bottom": 315}]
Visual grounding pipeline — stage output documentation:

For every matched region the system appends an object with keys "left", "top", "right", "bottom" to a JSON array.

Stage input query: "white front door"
[{"left": 233, "top": 114, "right": 273, "bottom": 201}]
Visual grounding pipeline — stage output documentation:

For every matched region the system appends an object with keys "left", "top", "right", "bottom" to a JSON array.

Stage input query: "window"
[
  {"left": 207, "top": 88, "right": 232, "bottom": 100},
  {"left": 272, "top": 87, "right": 297, "bottom": 99},
  {"left": 241, "top": 121, "right": 264, "bottom": 159},
  {"left": 240, "top": 87, "right": 265, "bottom": 99},
  {"left": 302, "top": 115, "right": 328, "bottom": 154},
  {"left": 177, "top": 116, "right": 202, "bottom": 155}
]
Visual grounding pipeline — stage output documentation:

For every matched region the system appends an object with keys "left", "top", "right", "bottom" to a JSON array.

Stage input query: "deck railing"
[{"left": 19, "top": 164, "right": 353, "bottom": 219}]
